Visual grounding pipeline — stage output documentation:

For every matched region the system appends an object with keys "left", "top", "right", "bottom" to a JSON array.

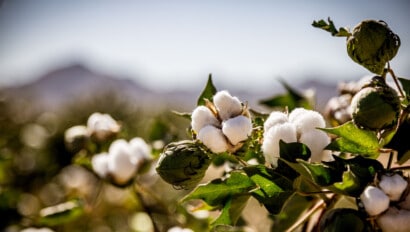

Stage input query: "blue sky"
[{"left": 0, "top": 0, "right": 409, "bottom": 91}]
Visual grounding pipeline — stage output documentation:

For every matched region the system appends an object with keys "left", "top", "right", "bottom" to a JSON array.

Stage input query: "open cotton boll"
[
  {"left": 129, "top": 137, "right": 152, "bottom": 164},
  {"left": 107, "top": 145, "right": 137, "bottom": 185},
  {"left": 360, "top": 186, "right": 390, "bottom": 216},
  {"left": 263, "top": 111, "right": 288, "bottom": 134},
  {"left": 191, "top": 106, "right": 220, "bottom": 133},
  {"left": 299, "top": 129, "right": 330, "bottom": 163},
  {"left": 197, "top": 125, "right": 229, "bottom": 153},
  {"left": 91, "top": 153, "right": 109, "bottom": 178},
  {"left": 377, "top": 207, "right": 410, "bottom": 232},
  {"left": 288, "top": 108, "right": 326, "bottom": 135},
  {"left": 379, "top": 174, "right": 408, "bottom": 201},
  {"left": 262, "top": 122, "right": 297, "bottom": 167},
  {"left": 222, "top": 115, "right": 252, "bottom": 145},
  {"left": 213, "top": 90, "right": 243, "bottom": 121}
]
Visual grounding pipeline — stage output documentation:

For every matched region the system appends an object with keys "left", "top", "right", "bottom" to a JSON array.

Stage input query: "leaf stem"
[{"left": 387, "top": 151, "right": 394, "bottom": 170}]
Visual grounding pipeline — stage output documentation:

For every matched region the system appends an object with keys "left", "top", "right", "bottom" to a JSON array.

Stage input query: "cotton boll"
[
  {"left": 87, "top": 112, "right": 120, "bottom": 141},
  {"left": 222, "top": 115, "right": 252, "bottom": 145},
  {"left": 107, "top": 148, "right": 137, "bottom": 185},
  {"left": 263, "top": 111, "right": 288, "bottom": 134},
  {"left": 91, "top": 153, "right": 109, "bottom": 178},
  {"left": 360, "top": 186, "right": 390, "bottom": 216},
  {"left": 108, "top": 139, "right": 137, "bottom": 184},
  {"left": 129, "top": 137, "right": 152, "bottom": 165},
  {"left": 262, "top": 122, "right": 297, "bottom": 167},
  {"left": 197, "top": 125, "right": 229, "bottom": 153},
  {"left": 299, "top": 129, "right": 330, "bottom": 163},
  {"left": 377, "top": 207, "right": 410, "bottom": 232},
  {"left": 213, "top": 90, "right": 243, "bottom": 121},
  {"left": 191, "top": 106, "right": 220, "bottom": 133},
  {"left": 288, "top": 108, "right": 326, "bottom": 135},
  {"left": 379, "top": 174, "right": 408, "bottom": 201}
]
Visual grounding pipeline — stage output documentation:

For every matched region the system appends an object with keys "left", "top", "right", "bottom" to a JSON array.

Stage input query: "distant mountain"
[{"left": 0, "top": 64, "right": 339, "bottom": 113}]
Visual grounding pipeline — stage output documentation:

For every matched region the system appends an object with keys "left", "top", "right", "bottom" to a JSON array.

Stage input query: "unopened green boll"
[
  {"left": 350, "top": 76, "right": 400, "bottom": 130},
  {"left": 156, "top": 140, "right": 211, "bottom": 189},
  {"left": 347, "top": 20, "right": 400, "bottom": 74}
]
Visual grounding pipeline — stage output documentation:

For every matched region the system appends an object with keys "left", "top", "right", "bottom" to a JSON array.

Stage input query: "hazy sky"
[{"left": 0, "top": 0, "right": 409, "bottom": 91}]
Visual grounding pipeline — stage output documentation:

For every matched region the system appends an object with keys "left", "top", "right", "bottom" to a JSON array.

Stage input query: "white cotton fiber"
[{"left": 222, "top": 115, "right": 252, "bottom": 145}]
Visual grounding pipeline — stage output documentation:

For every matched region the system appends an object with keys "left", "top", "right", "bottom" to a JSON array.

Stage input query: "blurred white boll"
[
  {"left": 299, "top": 129, "right": 331, "bottom": 163},
  {"left": 263, "top": 111, "right": 288, "bottom": 134},
  {"left": 167, "top": 226, "right": 194, "bottom": 232},
  {"left": 108, "top": 139, "right": 138, "bottom": 185},
  {"left": 213, "top": 90, "right": 243, "bottom": 121},
  {"left": 379, "top": 174, "right": 408, "bottom": 201},
  {"left": 360, "top": 186, "right": 390, "bottom": 216},
  {"left": 91, "top": 138, "right": 152, "bottom": 185},
  {"left": 64, "top": 125, "right": 89, "bottom": 152},
  {"left": 191, "top": 106, "right": 219, "bottom": 133},
  {"left": 20, "top": 227, "right": 55, "bottom": 232},
  {"left": 288, "top": 108, "right": 326, "bottom": 135},
  {"left": 197, "top": 125, "right": 229, "bottom": 153},
  {"left": 377, "top": 207, "right": 410, "bottom": 232},
  {"left": 129, "top": 137, "right": 152, "bottom": 165},
  {"left": 87, "top": 112, "right": 120, "bottom": 141},
  {"left": 262, "top": 122, "right": 297, "bottom": 167},
  {"left": 222, "top": 115, "right": 252, "bottom": 145},
  {"left": 91, "top": 153, "right": 109, "bottom": 178}
]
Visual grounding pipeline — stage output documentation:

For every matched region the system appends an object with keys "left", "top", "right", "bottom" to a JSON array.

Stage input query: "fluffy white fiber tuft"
[
  {"left": 222, "top": 115, "right": 252, "bottom": 145},
  {"left": 197, "top": 125, "right": 229, "bottom": 153},
  {"left": 213, "top": 90, "right": 243, "bottom": 121}
]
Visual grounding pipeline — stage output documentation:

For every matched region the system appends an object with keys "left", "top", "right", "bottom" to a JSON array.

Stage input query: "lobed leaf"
[
  {"left": 321, "top": 121, "right": 381, "bottom": 158},
  {"left": 181, "top": 171, "right": 256, "bottom": 207}
]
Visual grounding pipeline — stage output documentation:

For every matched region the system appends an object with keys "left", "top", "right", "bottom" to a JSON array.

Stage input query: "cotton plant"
[{"left": 262, "top": 108, "right": 331, "bottom": 166}]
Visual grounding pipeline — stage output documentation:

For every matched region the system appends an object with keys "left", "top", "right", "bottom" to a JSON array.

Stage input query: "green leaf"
[
  {"left": 297, "top": 159, "right": 343, "bottom": 186},
  {"left": 211, "top": 195, "right": 250, "bottom": 227},
  {"left": 312, "top": 18, "right": 351, "bottom": 37},
  {"left": 38, "top": 199, "right": 84, "bottom": 226},
  {"left": 271, "top": 193, "right": 316, "bottom": 232},
  {"left": 197, "top": 74, "right": 217, "bottom": 106},
  {"left": 181, "top": 171, "right": 256, "bottom": 207},
  {"left": 279, "top": 140, "right": 311, "bottom": 162},
  {"left": 276, "top": 141, "right": 311, "bottom": 180},
  {"left": 398, "top": 77, "right": 410, "bottom": 101},
  {"left": 385, "top": 119, "right": 410, "bottom": 164},
  {"left": 259, "top": 80, "right": 312, "bottom": 110},
  {"left": 330, "top": 171, "right": 361, "bottom": 196},
  {"left": 321, "top": 121, "right": 381, "bottom": 158},
  {"left": 243, "top": 165, "right": 294, "bottom": 214},
  {"left": 330, "top": 156, "right": 383, "bottom": 196}
]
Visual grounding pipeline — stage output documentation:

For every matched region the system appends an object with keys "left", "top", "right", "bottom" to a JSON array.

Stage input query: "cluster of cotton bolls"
[
  {"left": 191, "top": 91, "right": 252, "bottom": 154},
  {"left": 262, "top": 108, "right": 331, "bottom": 167},
  {"left": 360, "top": 173, "right": 410, "bottom": 232},
  {"left": 91, "top": 138, "right": 152, "bottom": 185}
]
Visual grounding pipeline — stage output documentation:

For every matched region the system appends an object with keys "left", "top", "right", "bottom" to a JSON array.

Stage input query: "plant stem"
[
  {"left": 387, "top": 151, "right": 394, "bottom": 170},
  {"left": 387, "top": 64, "right": 405, "bottom": 98}
]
